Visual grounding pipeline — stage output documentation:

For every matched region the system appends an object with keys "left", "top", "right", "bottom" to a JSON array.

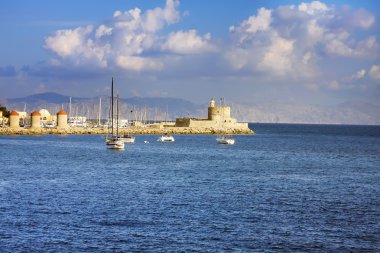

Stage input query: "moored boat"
[
  {"left": 120, "top": 134, "right": 136, "bottom": 144},
  {"left": 105, "top": 78, "right": 125, "bottom": 150},
  {"left": 157, "top": 133, "right": 175, "bottom": 142},
  {"left": 216, "top": 135, "right": 235, "bottom": 145},
  {"left": 216, "top": 98, "right": 235, "bottom": 145}
]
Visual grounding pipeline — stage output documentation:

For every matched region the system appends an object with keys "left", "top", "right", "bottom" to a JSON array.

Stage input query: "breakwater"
[{"left": 0, "top": 126, "right": 254, "bottom": 135}]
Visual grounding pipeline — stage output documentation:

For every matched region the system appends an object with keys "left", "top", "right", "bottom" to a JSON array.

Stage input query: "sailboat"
[
  {"left": 119, "top": 105, "right": 135, "bottom": 144},
  {"left": 105, "top": 78, "right": 125, "bottom": 150},
  {"left": 216, "top": 98, "right": 235, "bottom": 145},
  {"left": 120, "top": 134, "right": 136, "bottom": 144},
  {"left": 157, "top": 106, "right": 175, "bottom": 142}
]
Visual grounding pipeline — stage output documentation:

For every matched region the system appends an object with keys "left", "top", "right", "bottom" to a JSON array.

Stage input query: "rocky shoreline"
[{"left": 0, "top": 127, "right": 254, "bottom": 136}]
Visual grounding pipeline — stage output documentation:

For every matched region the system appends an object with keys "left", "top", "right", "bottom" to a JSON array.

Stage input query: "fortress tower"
[
  {"left": 207, "top": 98, "right": 231, "bottom": 122},
  {"left": 174, "top": 98, "right": 247, "bottom": 131}
]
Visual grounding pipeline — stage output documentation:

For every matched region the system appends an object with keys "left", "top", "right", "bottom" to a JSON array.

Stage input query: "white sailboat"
[
  {"left": 216, "top": 98, "right": 235, "bottom": 145},
  {"left": 120, "top": 134, "right": 136, "bottom": 144},
  {"left": 105, "top": 78, "right": 125, "bottom": 150},
  {"left": 119, "top": 106, "right": 135, "bottom": 143}
]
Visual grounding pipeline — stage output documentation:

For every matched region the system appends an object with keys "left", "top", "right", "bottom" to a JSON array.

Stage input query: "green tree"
[{"left": 0, "top": 105, "right": 10, "bottom": 117}]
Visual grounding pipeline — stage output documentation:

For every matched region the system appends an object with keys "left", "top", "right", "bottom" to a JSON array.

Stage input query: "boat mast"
[
  {"left": 111, "top": 77, "right": 114, "bottom": 137},
  {"left": 220, "top": 98, "right": 225, "bottom": 135},
  {"left": 116, "top": 94, "right": 119, "bottom": 137},
  {"left": 69, "top": 97, "right": 72, "bottom": 118},
  {"left": 98, "top": 97, "right": 102, "bottom": 126}
]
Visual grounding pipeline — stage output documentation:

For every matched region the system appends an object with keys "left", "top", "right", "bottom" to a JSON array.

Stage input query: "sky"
[{"left": 0, "top": 0, "right": 379, "bottom": 107}]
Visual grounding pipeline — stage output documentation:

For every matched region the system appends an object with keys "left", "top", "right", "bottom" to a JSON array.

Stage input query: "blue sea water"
[{"left": 0, "top": 123, "right": 379, "bottom": 252}]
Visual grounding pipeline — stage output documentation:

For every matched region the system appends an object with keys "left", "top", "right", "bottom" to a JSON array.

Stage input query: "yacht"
[{"left": 105, "top": 78, "right": 125, "bottom": 150}]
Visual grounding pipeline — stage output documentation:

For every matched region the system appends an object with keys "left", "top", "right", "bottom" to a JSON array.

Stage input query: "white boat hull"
[
  {"left": 120, "top": 135, "right": 136, "bottom": 144},
  {"left": 105, "top": 136, "right": 125, "bottom": 149},
  {"left": 157, "top": 135, "right": 175, "bottom": 142},
  {"left": 216, "top": 136, "right": 235, "bottom": 145},
  {"left": 106, "top": 139, "right": 125, "bottom": 149}
]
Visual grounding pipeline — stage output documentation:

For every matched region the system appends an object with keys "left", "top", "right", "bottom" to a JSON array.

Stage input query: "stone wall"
[
  {"left": 208, "top": 106, "right": 231, "bottom": 121},
  {"left": 175, "top": 117, "right": 248, "bottom": 130}
]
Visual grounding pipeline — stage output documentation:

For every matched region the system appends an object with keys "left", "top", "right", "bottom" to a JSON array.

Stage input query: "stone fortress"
[{"left": 174, "top": 98, "right": 249, "bottom": 131}]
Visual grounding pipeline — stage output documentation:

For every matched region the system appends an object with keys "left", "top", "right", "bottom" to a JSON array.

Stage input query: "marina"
[{"left": 0, "top": 98, "right": 254, "bottom": 136}]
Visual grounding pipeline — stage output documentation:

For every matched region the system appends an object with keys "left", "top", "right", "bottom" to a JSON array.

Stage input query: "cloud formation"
[
  {"left": 226, "top": 0, "right": 379, "bottom": 81},
  {"left": 162, "top": 30, "right": 216, "bottom": 54},
  {"left": 41, "top": 0, "right": 379, "bottom": 99},
  {"left": 370, "top": 65, "right": 380, "bottom": 81},
  {"left": 44, "top": 0, "right": 216, "bottom": 72}
]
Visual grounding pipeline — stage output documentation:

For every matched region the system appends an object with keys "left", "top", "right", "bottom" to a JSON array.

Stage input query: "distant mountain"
[
  {"left": 2, "top": 92, "right": 379, "bottom": 124},
  {"left": 122, "top": 97, "right": 201, "bottom": 117},
  {"left": 9, "top": 92, "right": 75, "bottom": 104},
  {"left": 230, "top": 101, "right": 380, "bottom": 125},
  {"left": 2, "top": 92, "right": 202, "bottom": 120}
]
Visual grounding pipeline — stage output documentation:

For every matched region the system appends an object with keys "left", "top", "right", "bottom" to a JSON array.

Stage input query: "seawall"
[{"left": 0, "top": 127, "right": 254, "bottom": 136}]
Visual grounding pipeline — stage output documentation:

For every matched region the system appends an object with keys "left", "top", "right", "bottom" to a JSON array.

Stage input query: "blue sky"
[{"left": 0, "top": 0, "right": 379, "bottom": 109}]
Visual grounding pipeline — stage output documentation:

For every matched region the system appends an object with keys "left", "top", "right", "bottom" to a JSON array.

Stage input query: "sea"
[{"left": 0, "top": 123, "right": 379, "bottom": 252}]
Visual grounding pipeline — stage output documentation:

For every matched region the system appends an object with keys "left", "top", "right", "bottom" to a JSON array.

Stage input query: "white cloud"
[
  {"left": 44, "top": 0, "right": 218, "bottom": 72},
  {"left": 224, "top": 48, "right": 248, "bottom": 70},
  {"left": 113, "top": 8, "right": 142, "bottom": 31},
  {"left": 44, "top": 25, "right": 111, "bottom": 67},
  {"left": 302, "top": 51, "right": 313, "bottom": 64},
  {"left": 116, "top": 55, "right": 163, "bottom": 71},
  {"left": 298, "top": 1, "right": 329, "bottom": 15},
  {"left": 351, "top": 69, "right": 366, "bottom": 81},
  {"left": 229, "top": 7, "right": 272, "bottom": 45},
  {"left": 226, "top": 0, "right": 379, "bottom": 82},
  {"left": 259, "top": 33, "right": 294, "bottom": 75},
  {"left": 369, "top": 65, "right": 380, "bottom": 81},
  {"left": 243, "top": 8, "right": 272, "bottom": 33},
  {"left": 142, "top": 0, "right": 180, "bottom": 32},
  {"left": 325, "top": 36, "right": 354, "bottom": 57},
  {"left": 45, "top": 26, "right": 93, "bottom": 58},
  {"left": 43, "top": 0, "right": 378, "bottom": 89},
  {"left": 340, "top": 6, "right": 375, "bottom": 30},
  {"left": 354, "top": 9, "right": 375, "bottom": 29},
  {"left": 95, "top": 25, "right": 113, "bottom": 38},
  {"left": 163, "top": 30, "right": 216, "bottom": 54}
]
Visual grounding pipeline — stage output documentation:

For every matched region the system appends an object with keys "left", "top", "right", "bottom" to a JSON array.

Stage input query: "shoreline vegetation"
[{"left": 0, "top": 126, "right": 254, "bottom": 136}]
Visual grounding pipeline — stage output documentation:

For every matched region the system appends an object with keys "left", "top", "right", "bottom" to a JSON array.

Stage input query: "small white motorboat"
[
  {"left": 216, "top": 135, "right": 235, "bottom": 145},
  {"left": 157, "top": 133, "right": 175, "bottom": 142}
]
